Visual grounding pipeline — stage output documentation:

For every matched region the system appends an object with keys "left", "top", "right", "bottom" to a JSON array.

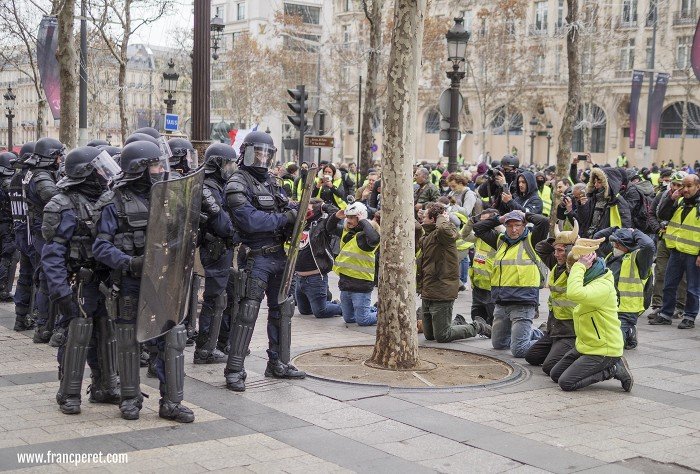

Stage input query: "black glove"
[
  {"left": 285, "top": 209, "right": 298, "bottom": 226},
  {"left": 129, "top": 256, "right": 144, "bottom": 277},
  {"left": 55, "top": 294, "right": 74, "bottom": 317}
]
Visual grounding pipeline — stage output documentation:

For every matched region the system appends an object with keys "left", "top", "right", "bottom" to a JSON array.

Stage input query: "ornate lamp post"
[
  {"left": 163, "top": 59, "right": 179, "bottom": 116},
  {"left": 4, "top": 86, "right": 16, "bottom": 152},
  {"left": 210, "top": 14, "right": 225, "bottom": 60},
  {"left": 445, "top": 17, "right": 469, "bottom": 173},
  {"left": 528, "top": 116, "right": 538, "bottom": 166},
  {"left": 545, "top": 121, "right": 553, "bottom": 166}
]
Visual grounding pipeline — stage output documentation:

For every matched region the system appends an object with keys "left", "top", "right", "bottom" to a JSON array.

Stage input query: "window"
[
  {"left": 424, "top": 108, "right": 440, "bottom": 134},
  {"left": 557, "top": 0, "right": 565, "bottom": 27},
  {"left": 461, "top": 10, "right": 474, "bottom": 33},
  {"left": 555, "top": 44, "right": 563, "bottom": 78},
  {"left": 681, "top": 0, "right": 697, "bottom": 15},
  {"left": 236, "top": 2, "right": 245, "bottom": 21},
  {"left": 646, "top": 0, "right": 657, "bottom": 26},
  {"left": 581, "top": 43, "right": 593, "bottom": 74},
  {"left": 677, "top": 36, "right": 692, "bottom": 69},
  {"left": 490, "top": 106, "right": 523, "bottom": 135},
  {"left": 284, "top": 3, "right": 321, "bottom": 25},
  {"left": 620, "top": 39, "right": 635, "bottom": 70},
  {"left": 573, "top": 104, "right": 606, "bottom": 153},
  {"left": 283, "top": 34, "right": 320, "bottom": 52},
  {"left": 535, "top": 1, "right": 548, "bottom": 31},
  {"left": 343, "top": 0, "right": 351, "bottom": 12},
  {"left": 340, "top": 66, "right": 349, "bottom": 85},
  {"left": 622, "top": 0, "right": 637, "bottom": 24},
  {"left": 231, "top": 32, "right": 241, "bottom": 48},
  {"left": 214, "top": 5, "right": 224, "bottom": 20},
  {"left": 660, "top": 102, "right": 700, "bottom": 137},
  {"left": 534, "top": 53, "right": 545, "bottom": 75}
]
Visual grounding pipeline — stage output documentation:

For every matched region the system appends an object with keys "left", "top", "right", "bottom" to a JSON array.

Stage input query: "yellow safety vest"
[
  {"left": 333, "top": 230, "right": 376, "bottom": 281},
  {"left": 609, "top": 204, "right": 622, "bottom": 228},
  {"left": 538, "top": 185, "right": 552, "bottom": 216},
  {"left": 649, "top": 172, "right": 660, "bottom": 187},
  {"left": 617, "top": 250, "right": 648, "bottom": 314},
  {"left": 430, "top": 169, "right": 442, "bottom": 186},
  {"left": 469, "top": 238, "right": 494, "bottom": 291},
  {"left": 295, "top": 179, "right": 303, "bottom": 201},
  {"left": 283, "top": 178, "right": 294, "bottom": 196},
  {"left": 314, "top": 178, "right": 347, "bottom": 210},
  {"left": 665, "top": 199, "right": 700, "bottom": 255},
  {"left": 548, "top": 267, "right": 575, "bottom": 320},
  {"left": 492, "top": 234, "right": 542, "bottom": 289}
]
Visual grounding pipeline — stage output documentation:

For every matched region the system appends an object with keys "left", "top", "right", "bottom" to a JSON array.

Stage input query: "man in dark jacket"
[
  {"left": 500, "top": 170, "right": 544, "bottom": 215},
  {"left": 418, "top": 203, "right": 490, "bottom": 342},
  {"left": 294, "top": 198, "right": 342, "bottom": 319}
]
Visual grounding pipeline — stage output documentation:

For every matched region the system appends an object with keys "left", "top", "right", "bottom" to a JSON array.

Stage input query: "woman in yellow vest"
[
  {"left": 330, "top": 202, "right": 380, "bottom": 326},
  {"left": 595, "top": 227, "right": 655, "bottom": 349},
  {"left": 550, "top": 250, "right": 633, "bottom": 392},
  {"left": 313, "top": 164, "right": 347, "bottom": 210},
  {"left": 535, "top": 172, "right": 553, "bottom": 217}
]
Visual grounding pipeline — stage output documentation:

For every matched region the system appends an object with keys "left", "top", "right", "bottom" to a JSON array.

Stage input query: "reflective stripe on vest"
[
  {"left": 548, "top": 267, "right": 575, "bottom": 320},
  {"left": 618, "top": 249, "right": 648, "bottom": 314},
  {"left": 492, "top": 234, "right": 541, "bottom": 289},
  {"left": 333, "top": 231, "right": 376, "bottom": 281},
  {"left": 539, "top": 186, "right": 552, "bottom": 216},
  {"left": 665, "top": 201, "right": 700, "bottom": 255},
  {"left": 469, "top": 238, "right": 494, "bottom": 290}
]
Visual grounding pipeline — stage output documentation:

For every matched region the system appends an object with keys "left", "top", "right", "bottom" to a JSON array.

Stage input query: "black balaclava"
[
  {"left": 129, "top": 170, "right": 153, "bottom": 196},
  {"left": 80, "top": 173, "right": 107, "bottom": 199}
]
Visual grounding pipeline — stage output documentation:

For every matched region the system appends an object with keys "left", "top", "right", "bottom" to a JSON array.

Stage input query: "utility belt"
[
  {"left": 202, "top": 232, "right": 232, "bottom": 260},
  {"left": 247, "top": 244, "right": 283, "bottom": 257}
]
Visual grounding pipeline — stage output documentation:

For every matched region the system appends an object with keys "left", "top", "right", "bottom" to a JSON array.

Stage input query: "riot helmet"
[
  {"left": 0, "top": 152, "right": 17, "bottom": 177},
  {"left": 57, "top": 147, "right": 122, "bottom": 189},
  {"left": 124, "top": 133, "right": 159, "bottom": 146},
  {"left": 204, "top": 142, "right": 237, "bottom": 180},
  {"left": 133, "top": 127, "right": 161, "bottom": 139},
  {"left": 240, "top": 131, "right": 276, "bottom": 172},
  {"left": 118, "top": 141, "right": 170, "bottom": 184},
  {"left": 97, "top": 145, "right": 122, "bottom": 157},
  {"left": 19, "top": 142, "right": 36, "bottom": 164},
  {"left": 167, "top": 137, "right": 197, "bottom": 170},
  {"left": 87, "top": 139, "right": 110, "bottom": 147},
  {"left": 27, "top": 137, "right": 65, "bottom": 168}
]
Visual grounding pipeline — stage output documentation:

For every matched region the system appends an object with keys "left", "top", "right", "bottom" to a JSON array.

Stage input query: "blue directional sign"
[{"left": 164, "top": 113, "right": 179, "bottom": 132}]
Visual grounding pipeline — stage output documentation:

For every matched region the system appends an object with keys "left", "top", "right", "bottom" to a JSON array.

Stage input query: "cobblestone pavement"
[{"left": 0, "top": 277, "right": 699, "bottom": 473}]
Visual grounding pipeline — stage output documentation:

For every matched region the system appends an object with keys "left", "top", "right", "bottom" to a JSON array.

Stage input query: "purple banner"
[
  {"left": 629, "top": 70, "right": 645, "bottom": 148},
  {"left": 37, "top": 16, "right": 61, "bottom": 120},
  {"left": 693, "top": 16, "right": 700, "bottom": 82},
  {"left": 647, "top": 72, "right": 670, "bottom": 150}
]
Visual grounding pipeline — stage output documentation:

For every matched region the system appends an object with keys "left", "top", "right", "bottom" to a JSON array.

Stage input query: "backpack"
[{"left": 634, "top": 192, "right": 656, "bottom": 234}]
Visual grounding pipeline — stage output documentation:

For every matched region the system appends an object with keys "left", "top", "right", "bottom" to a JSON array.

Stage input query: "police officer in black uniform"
[
  {"left": 41, "top": 147, "right": 122, "bottom": 414},
  {"left": 93, "top": 141, "right": 194, "bottom": 422},
  {"left": 0, "top": 152, "right": 17, "bottom": 302},
  {"left": 223, "top": 131, "right": 305, "bottom": 392},
  {"left": 24, "top": 137, "right": 64, "bottom": 343},
  {"left": 194, "top": 143, "right": 237, "bottom": 364},
  {"left": 10, "top": 142, "right": 36, "bottom": 331}
]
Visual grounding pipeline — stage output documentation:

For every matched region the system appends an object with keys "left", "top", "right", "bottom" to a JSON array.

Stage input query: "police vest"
[
  {"left": 492, "top": 234, "right": 542, "bottom": 289},
  {"left": 617, "top": 249, "right": 648, "bottom": 314},
  {"left": 548, "top": 267, "right": 575, "bottom": 320},
  {"left": 665, "top": 198, "right": 700, "bottom": 255},
  {"left": 42, "top": 190, "right": 98, "bottom": 271},
  {"left": 538, "top": 185, "right": 552, "bottom": 216},
  {"left": 24, "top": 168, "right": 57, "bottom": 226},
  {"left": 333, "top": 230, "right": 376, "bottom": 281},
  {"left": 314, "top": 177, "right": 347, "bottom": 210},
  {"left": 101, "top": 189, "right": 149, "bottom": 257},
  {"left": 0, "top": 176, "right": 13, "bottom": 224},
  {"left": 469, "top": 238, "right": 495, "bottom": 291}
]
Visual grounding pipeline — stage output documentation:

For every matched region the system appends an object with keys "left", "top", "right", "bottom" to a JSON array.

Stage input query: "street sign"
[
  {"left": 438, "top": 89, "right": 464, "bottom": 118},
  {"left": 370, "top": 143, "right": 378, "bottom": 152},
  {"left": 164, "top": 113, "right": 179, "bottom": 132},
  {"left": 303, "top": 135, "right": 335, "bottom": 148}
]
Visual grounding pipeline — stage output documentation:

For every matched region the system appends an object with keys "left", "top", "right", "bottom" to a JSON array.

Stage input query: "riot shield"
[{"left": 136, "top": 168, "right": 204, "bottom": 342}]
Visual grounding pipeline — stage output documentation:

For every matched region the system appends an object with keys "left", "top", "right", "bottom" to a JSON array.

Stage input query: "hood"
[
  {"left": 515, "top": 170, "right": 538, "bottom": 199},
  {"left": 587, "top": 167, "right": 622, "bottom": 199},
  {"left": 317, "top": 168, "right": 342, "bottom": 181},
  {"left": 636, "top": 180, "right": 655, "bottom": 197}
]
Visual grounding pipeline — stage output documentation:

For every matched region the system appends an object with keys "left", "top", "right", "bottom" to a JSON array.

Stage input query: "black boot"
[
  {"left": 56, "top": 393, "right": 81, "bottom": 415},
  {"left": 613, "top": 357, "right": 634, "bottom": 392},
  {"left": 264, "top": 359, "right": 306, "bottom": 379},
  {"left": 224, "top": 369, "right": 247, "bottom": 392},
  {"left": 159, "top": 398, "right": 195, "bottom": 423},
  {"left": 87, "top": 372, "right": 120, "bottom": 405},
  {"left": 193, "top": 347, "right": 226, "bottom": 364},
  {"left": 13, "top": 312, "right": 34, "bottom": 331},
  {"left": 33, "top": 324, "right": 52, "bottom": 343},
  {"left": 49, "top": 326, "right": 67, "bottom": 348},
  {"left": 624, "top": 326, "right": 638, "bottom": 350},
  {"left": 120, "top": 396, "right": 143, "bottom": 420}
]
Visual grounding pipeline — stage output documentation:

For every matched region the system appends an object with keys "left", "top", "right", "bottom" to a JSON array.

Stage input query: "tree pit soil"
[{"left": 293, "top": 345, "right": 513, "bottom": 388}]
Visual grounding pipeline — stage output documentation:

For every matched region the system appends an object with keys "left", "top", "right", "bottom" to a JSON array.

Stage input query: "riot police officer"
[
  {"left": 93, "top": 141, "right": 194, "bottom": 423},
  {"left": 223, "top": 131, "right": 305, "bottom": 392},
  {"left": 0, "top": 152, "right": 17, "bottom": 302},
  {"left": 42, "top": 147, "right": 122, "bottom": 414},
  {"left": 194, "top": 143, "right": 237, "bottom": 364},
  {"left": 86, "top": 139, "right": 110, "bottom": 148},
  {"left": 167, "top": 137, "right": 196, "bottom": 177},
  {"left": 10, "top": 142, "right": 36, "bottom": 331},
  {"left": 24, "top": 137, "right": 64, "bottom": 343},
  {"left": 133, "top": 127, "right": 161, "bottom": 139}
]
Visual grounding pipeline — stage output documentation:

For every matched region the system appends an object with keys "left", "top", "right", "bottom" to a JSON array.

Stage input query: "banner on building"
[
  {"left": 628, "top": 70, "right": 645, "bottom": 148},
  {"left": 692, "top": 16, "right": 700, "bottom": 82},
  {"left": 37, "top": 16, "right": 61, "bottom": 120},
  {"left": 647, "top": 72, "right": 670, "bottom": 150}
]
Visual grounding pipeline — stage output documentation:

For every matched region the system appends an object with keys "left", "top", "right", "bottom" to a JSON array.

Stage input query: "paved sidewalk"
[{"left": 0, "top": 279, "right": 699, "bottom": 473}]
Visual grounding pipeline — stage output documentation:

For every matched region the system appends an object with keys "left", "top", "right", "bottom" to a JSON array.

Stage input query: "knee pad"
[
  {"left": 118, "top": 296, "right": 138, "bottom": 322},
  {"left": 245, "top": 277, "right": 267, "bottom": 301},
  {"left": 164, "top": 325, "right": 186, "bottom": 403}
]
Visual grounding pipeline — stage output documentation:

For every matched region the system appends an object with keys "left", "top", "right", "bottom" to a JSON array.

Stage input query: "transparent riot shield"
[{"left": 136, "top": 168, "right": 204, "bottom": 342}]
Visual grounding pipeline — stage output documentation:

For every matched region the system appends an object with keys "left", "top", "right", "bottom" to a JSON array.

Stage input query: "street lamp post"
[
  {"left": 528, "top": 116, "right": 538, "bottom": 166},
  {"left": 163, "top": 59, "right": 179, "bottom": 121},
  {"left": 4, "top": 86, "right": 16, "bottom": 152},
  {"left": 545, "top": 121, "right": 553, "bottom": 166},
  {"left": 210, "top": 15, "right": 225, "bottom": 60},
  {"left": 445, "top": 17, "right": 470, "bottom": 173}
]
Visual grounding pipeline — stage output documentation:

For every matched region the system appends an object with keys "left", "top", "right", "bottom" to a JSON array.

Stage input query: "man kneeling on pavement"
[{"left": 417, "top": 202, "right": 491, "bottom": 342}]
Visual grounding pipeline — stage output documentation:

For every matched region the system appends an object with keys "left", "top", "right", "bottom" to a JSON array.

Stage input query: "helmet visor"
[
  {"left": 185, "top": 149, "right": 198, "bottom": 169},
  {"left": 91, "top": 150, "right": 122, "bottom": 183},
  {"left": 221, "top": 160, "right": 237, "bottom": 180},
  {"left": 243, "top": 143, "right": 276, "bottom": 169}
]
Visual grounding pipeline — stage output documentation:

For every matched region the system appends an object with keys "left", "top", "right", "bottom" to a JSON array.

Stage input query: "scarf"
[{"left": 583, "top": 257, "right": 606, "bottom": 285}]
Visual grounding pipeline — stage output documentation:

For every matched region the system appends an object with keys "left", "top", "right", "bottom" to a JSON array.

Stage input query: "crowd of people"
[{"left": 1, "top": 129, "right": 699, "bottom": 424}]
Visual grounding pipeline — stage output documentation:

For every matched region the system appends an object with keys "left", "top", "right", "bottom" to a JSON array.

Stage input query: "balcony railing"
[{"left": 673, "top": 9, "right": 697, "bottom": 26}]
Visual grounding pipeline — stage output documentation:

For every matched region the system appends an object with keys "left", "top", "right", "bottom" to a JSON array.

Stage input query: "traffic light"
[{"left": 287, "top": 86, "right": 308, "bottom": 132}]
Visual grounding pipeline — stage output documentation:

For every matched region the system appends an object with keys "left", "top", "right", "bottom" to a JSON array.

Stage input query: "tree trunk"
[
  {"left": 118, "top": 1, "right": 133, "bottom": 143},
  {"left": 368, "top": 0, "right": 425, "bottom": 370},
  {"left": 360, "top": 0, "right": 384, "bottom": 177},
  {"left": 36, "top": 99, "right": 46, "bottom": 138},
  {"left": 556, "top": 0, "right": 580, "bottom": 187},
  {"left": 56, "top": 0, "right": 78, "bottom": 147}
]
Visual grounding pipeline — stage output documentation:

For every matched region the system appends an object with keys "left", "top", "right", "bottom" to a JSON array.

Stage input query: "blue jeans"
[
  {"left": 492, "top": 304, "right": 543, "bottom": 358},
  {"left": 660, "top": 250, "right": 700, "bottom": 321},
  {"left": 460, "top": 257, "right": 469, "bottom": 284},
  {"left": 340, "top": 290, "right": 377, "bottom": 326},
  {"left": 295, "top": 273, "right": 342, "bottom": 318}
]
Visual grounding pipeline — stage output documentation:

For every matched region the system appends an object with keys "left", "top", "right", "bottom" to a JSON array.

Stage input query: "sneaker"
[
  {"left": 648, "top": 315, "right": 672, "bottom": 325},
  {"left": 538, "top": 321, "right": 548, "bottom": 333},
  {"left": 613, "top": 357, "right": 633, "bottom": 392},
  {"left": 673, "top": 309, "right": 685, "bottom": 320},
  {"left": 49, "top": 327, "right": 67, "bottom": 348},
  {"left": 624, "top": 326, "right": 638, "bottom": 349},
  {"left": 473, "top": 316, "right": 492, "bottom": 338},
  {"left": 264, "top": 359, "right": 306, "bottom": 379},
  {"left": 678, "top": 319, "right": 695, "bottom": 329},
  {"left": 159, "top": 398, "right": 195, "bottom": 423},
  {"left": 453, "top": 314, "right": 467, "bottom": 326},
  {"left": 646, "top": 307, "right": 661, "bottom": 319}
]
